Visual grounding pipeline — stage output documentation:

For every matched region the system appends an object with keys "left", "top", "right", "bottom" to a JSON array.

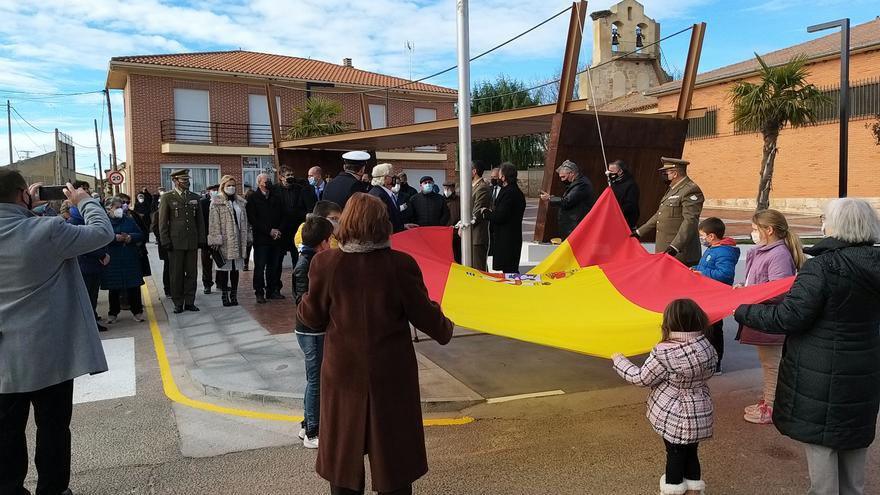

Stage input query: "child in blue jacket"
[{"left": 693, "top": 217, "right": 740, "bottom": 374}]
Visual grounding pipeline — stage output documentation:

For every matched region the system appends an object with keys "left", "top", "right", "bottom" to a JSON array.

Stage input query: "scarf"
[{"left": 338, "top": 239, "right": 391, "bottom": 253}]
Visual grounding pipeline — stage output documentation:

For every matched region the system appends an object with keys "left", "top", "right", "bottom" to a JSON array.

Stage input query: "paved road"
[{"left": 18, "top": 283, "right": 879, "bottom": 495}]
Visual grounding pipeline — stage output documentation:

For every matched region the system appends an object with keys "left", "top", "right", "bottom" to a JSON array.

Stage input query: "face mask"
[
  {"left": 750, "top": 231, "right": 763, "bottom": 244},
  {"left": 443, "top": 189, "right": 453, "bottom": 198},
  {"left": 122, "top": 203, "right": 130, "bottom": 211},
  {"left": 700, "top": 236, "right": 711, "bottom": 247},
  {"left": 224, "top": 186, "right": 236, "bottom": 196},
  {"left": 210, "top": 191, "right": 219, "bottom": 198},
  {"left": 391, "top": 184, "right": 401, "bottom": 194},
  {"left": 111, "top": 208, "right": 124, "bottom": 219},
  {"left": 285, "top": 176, "right": 295, "bottom": 185},
  {"left": 421, "top": 183, "right": 434, "bottom": 194},
  {"left": 308, "top": 177, "right": 317, "bottom": 186},
  {"left": 490, "top": 179, "right": 500, "bottom": 187},
  {"left": 137, "top": 197, "right": 145, "bottom": 203}
]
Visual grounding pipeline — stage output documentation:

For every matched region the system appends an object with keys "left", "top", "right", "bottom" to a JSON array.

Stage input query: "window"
[
  {"left": 248, "top": 94, "right": 282, "bottom": 145},
  {"left": 161, "top": 165, "right": 220, "bottom": 194},
  {"left": 369, "top": 104, "right": 387, "bottom": 128},
  {"left": 242, "top": 156, "right": 275, "bottom": 189},
  {"left": 413, "top": 108, "right": 438, "bottom": 151},
  {"left": 173, "top": 89, "right": 211, "bottom": 142},
  {"left": 686, "top": 107, "right": 718, "bottom": 140}
]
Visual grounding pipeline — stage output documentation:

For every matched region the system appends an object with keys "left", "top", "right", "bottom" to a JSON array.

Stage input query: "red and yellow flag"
[{"left": 391, "top": 189, "right": 794, "bottom": 358}]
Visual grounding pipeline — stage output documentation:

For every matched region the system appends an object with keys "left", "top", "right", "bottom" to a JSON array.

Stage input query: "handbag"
[{"left": 209, "top": 247, "right": 227, "bottom": 269}]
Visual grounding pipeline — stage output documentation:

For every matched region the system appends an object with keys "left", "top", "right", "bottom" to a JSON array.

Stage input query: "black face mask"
[
  {"left": 285, "top": 176, "right": 295, "bottom": 185},
  {"left": 490, "top": 178, "right": 501, "bottom": 187}
]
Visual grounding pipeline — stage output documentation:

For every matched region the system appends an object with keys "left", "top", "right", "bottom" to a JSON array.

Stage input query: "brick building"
[
  {"left": 105, "top": 50, "right": 457, "bottom": 194},
  {"left": 602, "top": 17, "right": 880, "bottom": 213}
]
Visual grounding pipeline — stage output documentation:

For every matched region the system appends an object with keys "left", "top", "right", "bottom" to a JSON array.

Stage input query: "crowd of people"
[{"left": 1, "top": 147, "right": 878, "bottom": 495}]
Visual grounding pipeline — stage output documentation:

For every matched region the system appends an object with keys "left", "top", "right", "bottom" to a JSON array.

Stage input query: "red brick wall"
[
  {"left": 123, "top": 72, "right": 456, "bottom": 193},
  {"left": 655, "top": 49, "right": 880, "bottom": 202}
]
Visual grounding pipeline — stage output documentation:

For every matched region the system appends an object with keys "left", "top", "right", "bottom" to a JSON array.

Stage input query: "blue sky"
[{"left": 0, "top": 0, "right": 875, "bottom": 176}]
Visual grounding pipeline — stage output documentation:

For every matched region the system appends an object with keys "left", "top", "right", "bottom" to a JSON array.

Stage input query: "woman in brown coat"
[{"left": 297, "top": 193, "right": 454, "bottom": 495}]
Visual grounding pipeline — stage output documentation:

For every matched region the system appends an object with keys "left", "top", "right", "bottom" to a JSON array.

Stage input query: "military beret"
[{"left": 170, "top": 168, "right": 190, "bottom": 178}]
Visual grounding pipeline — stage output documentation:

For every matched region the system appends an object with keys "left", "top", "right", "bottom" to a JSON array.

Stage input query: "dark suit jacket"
[
  {"left": 488, "top": 183, "right": 526, "bottom": 272},
  {"left": 322, "top": 172, "right": 369, "bottom": 210},
  {"left": 369, "top": 186, "right": 405, "bottom": 233},
  {"left": 246, "top": 188, "right": 283, "bottom": 246}
]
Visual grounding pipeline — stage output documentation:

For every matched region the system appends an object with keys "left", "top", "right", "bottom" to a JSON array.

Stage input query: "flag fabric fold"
[{"left": 391, "top": 188, "right": 794, "bottom": 358}]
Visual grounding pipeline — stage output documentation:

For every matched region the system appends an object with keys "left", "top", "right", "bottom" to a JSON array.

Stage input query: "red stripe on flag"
[{"left": 391, "top": 226, "right": 454, "bottom": 304}]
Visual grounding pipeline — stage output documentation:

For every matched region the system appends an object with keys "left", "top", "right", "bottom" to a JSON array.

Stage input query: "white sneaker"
[
  {"left": 303, "top": 435, "right": 318, "bottom": 449},
  {"left": 106, "top": 315, "right": 117, "bottom": 324},
  {"left": 298, "top": 428, "right": 305, "bottom": 440},
  {"left": 132, "top": 313, "right": 145, "bottom": 322}
]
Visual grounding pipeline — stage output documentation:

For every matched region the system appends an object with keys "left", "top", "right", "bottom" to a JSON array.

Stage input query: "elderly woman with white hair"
[
  {"left": 367, "top": 163, "right": 405, "bottom": 233},
  {"left": 735, "top": 198, "right": 880, "bottom": 495}
]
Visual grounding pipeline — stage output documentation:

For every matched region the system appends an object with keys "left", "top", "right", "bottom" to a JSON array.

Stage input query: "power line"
[
  {"left": 10, "top": 106, "right": 53, "bottom": 134},
  {"left": 0, "top": 89, "right": 103, "bottom": 97}
]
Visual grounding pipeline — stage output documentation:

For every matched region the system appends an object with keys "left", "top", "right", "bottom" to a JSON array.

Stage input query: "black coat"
[
  {"left": 300, "top": 183, "right": 319, "bottom": 215},
  {"left": 275, "top": 183, "right": 306, "bottom": 243},
  {"left": 549, "top": 175, "right": 594, "bottom": 239},
  {"left": 610, "top": 174, "right": 641, "bottom": 228},
  {"left": 246, "top": 189, "right": 283, "bottom": 246},
  {"left": 199, "top": 196, "right": 212, "bottom": 242},
  {"left": 488, "top": 183, "right": 526, "bottom": 273},
  {"left": 404, "top": 192, "right": 449, "bottom": 227},
  {"left": 369, "top": 186, "right": 405, "bottom": 233},
  {"left": 734, "top": 238, "right": 880, "bottom": 450},
  {"left": 397, "top": 183, "right": 418, "bottom": 206},
  {"left": 293, "top": 246, "right": 322, "bottom": 334},
  {"left": 322, "top": 172, "right": 370, "bottom": 210}
]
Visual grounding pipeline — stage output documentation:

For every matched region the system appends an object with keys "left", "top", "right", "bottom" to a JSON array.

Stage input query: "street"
[{"left": 19, "top": 279, "right": 879, "bottom": 495}]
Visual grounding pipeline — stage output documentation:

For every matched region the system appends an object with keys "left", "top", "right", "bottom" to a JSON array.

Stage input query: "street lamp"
[{"left": 808, "top": 18, "right": 850, "bottom": 198}]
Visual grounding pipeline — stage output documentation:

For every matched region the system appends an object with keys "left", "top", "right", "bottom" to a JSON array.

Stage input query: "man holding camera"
[{"left": 0, "top": 170, "right": 114, "bottom": 495}]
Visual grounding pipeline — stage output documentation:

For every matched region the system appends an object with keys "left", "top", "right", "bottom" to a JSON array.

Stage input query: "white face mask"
[
  {"left": 224, "top": 186, "right": 236, "bottom": 196},
  {"left": 391, "top": 184, "right": 401, "bottom": 194},
  {"left": 750, "top": 230, "right": 763, "bottom": 245},
  {"left": 443, "top": 189, "right": 453, "bottom": 198},
  {"left": 111, "top": 208, "right": 124, "bottom": 219}
]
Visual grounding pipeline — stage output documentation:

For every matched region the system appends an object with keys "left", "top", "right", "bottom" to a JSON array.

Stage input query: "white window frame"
[
  {"left": 173, "top": 89, "right": 211, "bottom": 143},
  {"left": 413, "top": 107, "right": 438, "bottom": 151},
  {"left": 161, "top": 164, "right": 221, "bottom": 194}
]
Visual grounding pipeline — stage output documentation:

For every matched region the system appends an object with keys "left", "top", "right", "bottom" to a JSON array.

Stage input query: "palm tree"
[
  {"left": 729, "top": 54, "right": 829, "bottom": 211},
  {"left": 286, "top": 97, "right": 353, "bottom": 139}
]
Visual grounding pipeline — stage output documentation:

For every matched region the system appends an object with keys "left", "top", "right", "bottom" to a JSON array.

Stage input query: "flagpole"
[{"left": 456, "top": 0, "right": 473, "bottom": 267}]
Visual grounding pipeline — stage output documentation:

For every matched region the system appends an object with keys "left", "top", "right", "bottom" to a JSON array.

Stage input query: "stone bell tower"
[{"left": 578, "top": 0, "right": 669, "bottom": 107}]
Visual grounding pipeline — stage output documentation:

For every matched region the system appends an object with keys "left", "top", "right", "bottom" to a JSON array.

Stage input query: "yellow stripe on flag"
[
  {"left": 442, "top": 264, "right": 662, "bottom": 358},
  {"left": 527, "top": 239, "right": 581, "bottom": 275}
]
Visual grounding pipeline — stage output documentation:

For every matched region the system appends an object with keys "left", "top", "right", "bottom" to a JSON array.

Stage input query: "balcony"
[{"left": 159, "top": 119, "right": 292, "bottom": 156}]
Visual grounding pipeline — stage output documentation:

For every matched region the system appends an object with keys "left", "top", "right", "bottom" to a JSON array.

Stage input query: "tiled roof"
[
  {"left": 110, "top": 50, "right": 456, "bottom": 95},
  {"left": 597, "top": 91, "right": 658, "bottom": 112},
  {"left": 648, "top": 17, "right": 880, "bottom": 95}
]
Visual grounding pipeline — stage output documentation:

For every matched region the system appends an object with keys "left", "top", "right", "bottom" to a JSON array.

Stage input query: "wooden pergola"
[{"left": 272, "top": 1, "right": 707, "bottom": 242}]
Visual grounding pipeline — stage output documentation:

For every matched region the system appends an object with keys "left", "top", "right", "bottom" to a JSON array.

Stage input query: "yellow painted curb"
[{"left": 141, "top": 286, "right": 474, "bottom": 427}]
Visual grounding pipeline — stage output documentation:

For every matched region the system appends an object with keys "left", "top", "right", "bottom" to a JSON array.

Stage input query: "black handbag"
[{"left": 210, "top": 247, "right": 226, "bottom": 269}]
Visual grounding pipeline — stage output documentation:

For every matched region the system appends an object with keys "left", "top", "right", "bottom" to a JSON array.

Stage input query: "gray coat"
[{"left": 0, "top": 198, "right": 114, "bottom": 393}]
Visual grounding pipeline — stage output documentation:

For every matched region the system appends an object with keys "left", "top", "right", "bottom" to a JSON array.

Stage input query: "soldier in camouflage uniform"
[
  {"left": 634, "top": 157, "right": 705, "bottom": 266},
  {"left": 159, "top": 169, "right": 206, "bottom": 313}
]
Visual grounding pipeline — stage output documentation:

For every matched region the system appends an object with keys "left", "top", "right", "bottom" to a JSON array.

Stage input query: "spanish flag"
[{"left": 391, "top": 189, "right": 794, "bottom": 358}]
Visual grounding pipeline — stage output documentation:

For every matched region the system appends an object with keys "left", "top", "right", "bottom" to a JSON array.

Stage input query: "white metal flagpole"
[{"left": 456, "top": 0, "right": 474, "bottom": 267}]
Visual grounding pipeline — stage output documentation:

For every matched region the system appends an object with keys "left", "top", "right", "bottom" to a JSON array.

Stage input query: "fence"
[
  {"left": 160, "top": 119, "right": 292, "bottom": 146},
  {"left": 686, "top": 106, "right": 718, "bottom": 140}
]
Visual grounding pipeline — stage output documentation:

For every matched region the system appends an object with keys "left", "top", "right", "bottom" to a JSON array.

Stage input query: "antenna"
[{"left": 405, "top": 41, "right": 414, "bottom": 81}]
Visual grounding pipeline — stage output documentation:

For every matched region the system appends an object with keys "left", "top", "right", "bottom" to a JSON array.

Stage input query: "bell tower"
[{"left": 579, "top": 0, "right": 668, "bottom": 107}]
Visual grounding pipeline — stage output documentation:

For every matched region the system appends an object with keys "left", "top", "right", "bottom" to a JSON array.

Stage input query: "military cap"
[
  {"left": 170, "top": 168, "right": 190, "bottom": 179},
  {"left": 342, "top": 150, "right": 370, "bottom": 162},
  {"left": 658, "top": 157, "right": 690, "bottom": 171}
]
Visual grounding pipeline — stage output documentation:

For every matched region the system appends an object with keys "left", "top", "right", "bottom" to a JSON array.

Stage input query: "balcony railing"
[{"left": 160, "top": 119, "right": 292, "bottom": 147}]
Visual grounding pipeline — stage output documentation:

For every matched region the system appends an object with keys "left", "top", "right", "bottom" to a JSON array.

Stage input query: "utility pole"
[
  {"left": 105, "top": 89, "right": 120, "bottom": 194},
  {"left": 6, "top": 100, "right": 12, "bottom": 166},
  {"left": 94, "top": 118, "right": 103, "bottom": 187},
  {"left": 456, "top": 0, "right": 473, "bottom": 267}
]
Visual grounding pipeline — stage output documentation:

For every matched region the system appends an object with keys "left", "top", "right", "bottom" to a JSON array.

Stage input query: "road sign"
[{"left": 107, "top": 171, "right": 124, "bottom": 186}]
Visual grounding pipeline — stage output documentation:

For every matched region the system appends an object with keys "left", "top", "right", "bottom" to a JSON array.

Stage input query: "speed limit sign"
[{"left": 107, "top": 171, "right": 124, "bottom": 186}]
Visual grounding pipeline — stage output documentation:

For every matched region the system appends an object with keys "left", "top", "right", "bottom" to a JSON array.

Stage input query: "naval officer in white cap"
[{"left": 322, "top": 150, "right": 372, "bottom": 209}]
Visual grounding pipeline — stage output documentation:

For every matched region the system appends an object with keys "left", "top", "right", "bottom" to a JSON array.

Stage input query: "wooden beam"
[
  {"left": 675, "top": 22, "right": 707, "bottom": 120},
  {"left": 360, "top": 94, "right": 372, "bottom": 131},
  {"left": 556, "top": 1, "right": 588, "bottom": 114}
]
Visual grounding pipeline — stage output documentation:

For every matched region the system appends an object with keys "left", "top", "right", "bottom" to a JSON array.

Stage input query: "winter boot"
[
  {"left": 221, "top": 290, "right": 232, "bottom": 307},
  {"left": 660, "top": 475, "right": 688, "bottom": 495},
  {"left": 684, "top": 479, "right": 705, "bottom": 495},
  {"left": 230, "top": 291, "right": 239, "bottom": 306}
]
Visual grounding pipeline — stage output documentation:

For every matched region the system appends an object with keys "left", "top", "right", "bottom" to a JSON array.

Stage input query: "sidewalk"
[{"left": 146, "top": 244, "right": 483, "bottom": 412}]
